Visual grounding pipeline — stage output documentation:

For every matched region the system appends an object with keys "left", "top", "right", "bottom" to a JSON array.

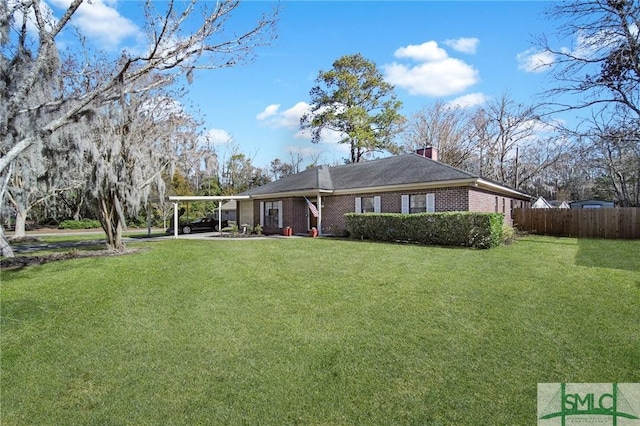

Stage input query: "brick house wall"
[
  {"left": 468, "top": 187, "right": 530, "bottom": 224},
  {"left": 251, "top": 186, "right": 530, "bottom": 235},
  {"left": 320, "top": 187, "right": 473, "bottom": 236},
  {"left": 252, "top": 197, "right": 313, "bottom": 235}
]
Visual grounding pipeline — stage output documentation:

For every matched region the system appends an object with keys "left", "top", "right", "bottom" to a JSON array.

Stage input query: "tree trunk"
[
  {"left": 13, "top": 208, "right": 28, "bottom": 239},
  {"left": 96, "top": 195, "right": 126, "bottom": 252},
  {"left": 0, "top": 226, "right": 15, "bottom": 258},
  {"left": 72, "top": 192, "right": 85, "bottom": 221}
]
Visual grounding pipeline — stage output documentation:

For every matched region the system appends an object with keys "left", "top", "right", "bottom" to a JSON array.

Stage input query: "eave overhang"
[
  {"left": 244, "top": 189, "right": 334, "bottom": 200},
  {"left": 330, "top": 178, "right": 479, "bottom": 195},
  {"left": 474, "top": 179, "right": 532, "bottom": 200},
  {"left": 168, "top": 195, "right": 251, "bottom": 202}
]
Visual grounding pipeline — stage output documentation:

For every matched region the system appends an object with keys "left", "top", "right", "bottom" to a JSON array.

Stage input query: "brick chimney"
[{"left": 416, "top": 146, "right": 438, "bottom": 161}]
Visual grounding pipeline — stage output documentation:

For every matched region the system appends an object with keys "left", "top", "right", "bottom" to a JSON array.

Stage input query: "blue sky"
[{"left": 49, "top": 1, "right": 561, "bottom": 168}]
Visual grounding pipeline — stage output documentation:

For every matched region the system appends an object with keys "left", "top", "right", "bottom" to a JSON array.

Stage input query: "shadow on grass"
[
  {"left": 126, "top": 232, "right": 168, "bottom": 239},
  {"left": 0, "top": 297, "right": 60, "bottom": 329},
  {"left": 516, "top": 234, "right": 579, "bottom": 246},
  {"left": 575, "top": 238, "right": 640, "bottom": 272}
]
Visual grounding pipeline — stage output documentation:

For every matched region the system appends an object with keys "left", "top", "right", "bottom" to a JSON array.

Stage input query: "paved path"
[{"left": 8, "top": 230, "right": 302, "bottom": 254}]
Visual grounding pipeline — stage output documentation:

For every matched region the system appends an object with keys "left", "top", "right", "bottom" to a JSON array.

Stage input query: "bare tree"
[
  {"left": 537, "top": 0, "right": 640, "bottom": 117},
  {"left": 80, "top": 83, "right": 198, "bottom": 250},
  {"left": 1, "top": 0, "right": 278, "bottom": 173},
  {"left": 471, "top": 93, "right": 546, "bottom": 187},
  {"left": 218, "top": 143, "right": 270, "bottom": 194},
  {"left": 269, "top": 158, "right": 292, "bottom": 180},
  {"left": 270, "top": 152, "right": 303, "bottom": 180},
  {"left": 288, "top": 150, "right": 305, "bottom": 173},
  {"left": 403, "top": 101, "right": 478, "bottom": 169},
  {"left": 5, "top": 136, "right": 84, "bottom": 238},
  {"left": 587, "top": 111, "right": 640, "bottom": 206},
  {"left": 534, "top": 0, "right": 640, "bottom": 204},
  {"left": 0, "top": 0, "right": 278, "bottom": 256}
]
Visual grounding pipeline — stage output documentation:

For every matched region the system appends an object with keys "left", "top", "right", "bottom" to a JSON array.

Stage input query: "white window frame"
[
  {"left": 355, "top": 196, "right": 380, "bottom": 213},
  {"left": 261, "top": 200, "right": 282, "bottom": 228},
  {"left": 401, "top": 195, "right": 409, "bottom": 214},
  {"left": 403, "top": 193, "right": 435, "bottom": 213},
  {"left": 426, "top": 193, "right": 435, "bottom": 212}
]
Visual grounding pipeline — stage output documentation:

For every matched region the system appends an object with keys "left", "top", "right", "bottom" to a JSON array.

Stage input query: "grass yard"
[{"left": 1, "top": 236, "right": 639, "bottom": 425}]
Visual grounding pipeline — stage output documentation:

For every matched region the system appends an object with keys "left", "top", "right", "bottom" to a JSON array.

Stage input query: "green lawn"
[{"left": 1, "top": 236, "right": 639, "bottom": 425}]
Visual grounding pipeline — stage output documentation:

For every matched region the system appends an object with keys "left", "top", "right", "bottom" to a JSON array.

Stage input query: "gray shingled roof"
[{"left": 242, "top": 154, "right": 478, "bottom": 196}]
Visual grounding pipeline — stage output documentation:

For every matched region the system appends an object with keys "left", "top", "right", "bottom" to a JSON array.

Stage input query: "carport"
[{"left": 168, "top": 195, "right": 250, "bottom": 238}]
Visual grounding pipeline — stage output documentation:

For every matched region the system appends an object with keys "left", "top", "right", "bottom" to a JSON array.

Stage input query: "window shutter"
[
  {"left": 277, "top": 201, "right": 283, "bottom": 227},
  {"left": 374, "top": 196, "right": 381, "bottom": 213},
  {"left": 426, "top": 193, "right": 435, "bottom": 212},
  {"left": 259, "top": 202, "right": 264, "bottom": 225},
  {"left": 401, "top": 195, "right": 409, "bottom": 214},
  {"left": 355, "top": 197, "right": 362, "bottom": 213}
]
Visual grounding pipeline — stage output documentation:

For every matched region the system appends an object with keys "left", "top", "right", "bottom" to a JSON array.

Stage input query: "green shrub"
[
  {"left": 59, "top": 219, "right": 101, "bottom": 230},
  {"left": 501, "top": 223, "right": 517, "bottom": 245},
  {"left": 344, "top": 212, "right": 504, "bottom": 249}
]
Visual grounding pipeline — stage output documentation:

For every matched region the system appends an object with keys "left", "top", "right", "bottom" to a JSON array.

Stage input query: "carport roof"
[{"left": 167, "top": 195, "right": 250, "bottom": 202}]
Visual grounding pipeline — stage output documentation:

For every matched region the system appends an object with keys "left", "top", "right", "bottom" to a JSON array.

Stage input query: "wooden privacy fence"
[{"left": 513, "top": 208, "right": 640, "bottom": 239}]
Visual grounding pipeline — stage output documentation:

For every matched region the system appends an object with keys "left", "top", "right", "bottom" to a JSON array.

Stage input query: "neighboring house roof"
[
  {"left": 532, "top": 196, "right": 553, "bottom": 208},
  {"left": 241, "top": 154, "right": 530, "bottom": 199},
  {"left": 549, "top": 200, "right": 570, "bottom": 209},
  {"left": 569, "top": 199, "right": 615, "bottom": 208},
  {"left": 220, "top": 200, "right": 237, "bottom": 211}
]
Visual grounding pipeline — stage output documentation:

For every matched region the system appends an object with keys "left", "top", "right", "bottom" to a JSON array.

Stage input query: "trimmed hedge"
[
  {"left": 344, "top": 212, "right": 504, "bottom": 249},
  {"left": 59, "top": 219, "right": 102, "bottom": 230}
]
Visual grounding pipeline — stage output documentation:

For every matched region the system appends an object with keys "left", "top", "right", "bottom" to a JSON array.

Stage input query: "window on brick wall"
[
  {"left": 260, "top": 201, "right": 282, "bottom": 228},
  {"left": 355, "top": 196, "right": 380, "bottom": 213},
  {"left": 401, "top": 194, "right": 435, "bottom": 213},
  {"left": 362, "top": 196, "right": 375, "bottom": 213},
  {"left": 502, "top": 198, "right": 505, "bottom": 214},
  {"left": 495, "top": 197, "right": 499, "bottom": 212}
]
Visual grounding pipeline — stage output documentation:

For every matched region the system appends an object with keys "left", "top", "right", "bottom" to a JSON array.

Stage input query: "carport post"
[
  {"left": 147, "top": 202, "right": 151, "bottom": 237},
  {"left": 173, "top": 202, "right": 179, "bottom": 238},
  {"left": 218, "top": 202, "right": 222, "bottom": 236},
  {"left": 317, "top": 193, "right": 322, "bottom": 236}
]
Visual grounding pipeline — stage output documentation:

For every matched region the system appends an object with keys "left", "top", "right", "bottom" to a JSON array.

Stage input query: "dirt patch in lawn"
[{"left": 1, "top": 248, "right": 144, "bottom": 271}]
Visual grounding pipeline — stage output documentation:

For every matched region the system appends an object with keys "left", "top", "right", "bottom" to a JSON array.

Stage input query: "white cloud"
[
  {"left": 294, "top": 127, "right": 344, "bottom": 145},
  {"left": 256, "top": 104, "right": 280, "bottom": 120},
  {"left": 384, "top": 59, "right": 479, "bottom": 97},
  {"left": 204, "top": 128, "right": 233, "bottom": 145},
  {"left": 11, "top": 1, "right": 57, "bottom": 37},
  {"left": 393, "top": 41, "right": 448, "bottom": 62},
  {"left": 383, "top": 40, "right": 479, "bottom": 97},
  {"left": 447, "top": 92, "right": 487, "bottom": 108},
  {"left": 50, "top": 0, "right": 141, "bottom": 48},
  {"left": 257, "top": 102, "right": 310, "bottom": 129},
  {"left": 256, "top": 102, "right": 347, "bottom": 149},
  {"left": 517, "top": 48, "right": 555, "bottom": 73},
  {"left": 444, "top": 37, "right": 479, "bottom": 54}
]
